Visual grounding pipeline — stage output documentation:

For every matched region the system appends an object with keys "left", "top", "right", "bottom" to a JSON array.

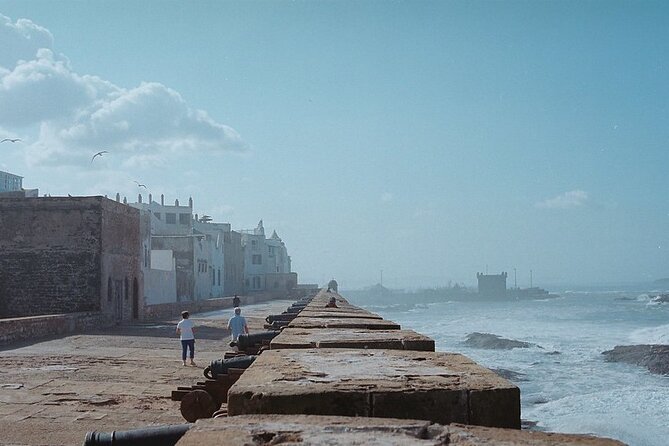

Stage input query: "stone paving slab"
[
  {"left": 0, "top": 299, "right": 292, "bottom": 445},
  {"left": 271, "top": 328, "right": 435, "bottom": 351},
  {"left": 227, "top": 349, "right": 520, "bottom": 428},
  {"left": 177, "top": 415, "right": 625, "bottom": 446},
  {"left": 288, "top": 316, "right": 401, "bottom": 330}
]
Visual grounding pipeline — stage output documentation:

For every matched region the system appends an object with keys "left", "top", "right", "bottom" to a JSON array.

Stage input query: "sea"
[{"left": 345, "top": 287, "right": 669, "bottom": 446}]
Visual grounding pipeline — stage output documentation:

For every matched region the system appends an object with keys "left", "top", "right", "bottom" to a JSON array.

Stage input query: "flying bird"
[
  {"left": 1, "top": 138, "right": 21, "bottom": 143},
  {"left": 133, "top": 181, "right": 147, "bottom": 189},
  {"left": 91, "top": 150, "right": 109, "bottom": 163}
]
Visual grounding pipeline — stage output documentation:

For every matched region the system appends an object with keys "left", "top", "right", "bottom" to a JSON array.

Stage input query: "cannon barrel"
[
  {"left": 285, "top": 306, "right": 303, "bottom": 314},
  {"left": 266, "top": 313, "right": 297, "bottom": 323},
  {"left": 84, "top": 424, "right": 192, "bottom": 446},
  {"left": 204, "top": 355, "right": 257, "bottom": 379},
  {"left": 237, "top": 331, "right": 280, "bottom": 350},
  {"left": 265, "top": 320, "right": 291, "bottom": 329}
]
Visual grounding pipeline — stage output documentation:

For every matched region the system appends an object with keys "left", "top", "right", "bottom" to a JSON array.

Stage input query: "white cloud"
[
  {"left": 381, "top": 192, "right": 393, "bottom": 202},
  {"left": 536, "top": 190, "right": 589, "bottom": 209},
  {"left": 0, "top": 14, "right": 54, "bottom": 69},
  {"left": 0, "top": 14, "right": 247, "bottom": 168}
]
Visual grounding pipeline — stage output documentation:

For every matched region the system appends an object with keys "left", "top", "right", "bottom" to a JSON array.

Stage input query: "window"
[
  {"left": 252, "top": 254, "right": 262, "bottom": 265},
  {"left": 212, "top": 267, "right": 216, "bottom": 286},
  {"left": 268, "top": 246, "right": 275, "bottom": 257},
  {"left": 251, "top": 239, "right": 258, "bottom": 250},
  {"left": 124, "top": 277, "right": 129, "bottom": 301},
  {"left": 165, "top": 213, "right": 176, "bottom": 224},
  {"left": 253, "top": 276, "right": 261, "bottom": 289},
  {"left": 217, "top": 269, "right": 221, "bottom": 286},
  {"left": 107, "top": 277, "right": 113, "bottom": 302},
  {"left": 179, "top": 213, "right": 190, "bottom": 225}
]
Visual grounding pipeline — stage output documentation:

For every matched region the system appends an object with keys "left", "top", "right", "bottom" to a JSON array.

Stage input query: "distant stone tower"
[
  {"left": 327, "top": 279, "right": 338, "bottom": 293},
  {"left": 477, "top": 272, "right": 507, "bottom": 299}
]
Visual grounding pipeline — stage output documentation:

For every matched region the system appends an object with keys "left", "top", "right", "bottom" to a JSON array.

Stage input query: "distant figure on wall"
[
  {"left": 327, "top": 279, "right": 338, "bottom": 293},
  {"left": 232, "top": 294, "right": 241, "bottom": 308},
  {"left": 227, "top": 307, "right": 249, "bottom": 347},
  {"left": 325, "top": 296, "right": 338, "bottom": 308},
  {"left": 176, "top": 311, "right": 196, "bottom": 367}
]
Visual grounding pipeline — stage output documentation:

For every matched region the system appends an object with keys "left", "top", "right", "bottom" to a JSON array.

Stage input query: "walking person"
[
  {"left": 232, "top": 294, "right": 241, "bottom": 308},
  {"left": 227, "top": 307, "right": 249, "bottom": 347},
  {"left": 176, "top": 311, "right": 196, "bottom": 366}
]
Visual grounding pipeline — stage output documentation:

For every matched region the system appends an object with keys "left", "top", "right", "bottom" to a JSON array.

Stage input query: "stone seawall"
[
  {"left": 0, "top": 312, "right": 114, "bottom": 346},
  {"left": 174, "top": 289, "right": 626, "bottom": 445},
  {"left": 143, "top": 288, "right": 317, "bottom": 320},
  {"left": 0, "top": 288, "right": 318, "bottom": 346}
]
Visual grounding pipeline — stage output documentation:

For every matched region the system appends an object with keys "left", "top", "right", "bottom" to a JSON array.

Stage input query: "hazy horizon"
[{"left": 1, "top": 1, "right": 667, "bottom": 289}]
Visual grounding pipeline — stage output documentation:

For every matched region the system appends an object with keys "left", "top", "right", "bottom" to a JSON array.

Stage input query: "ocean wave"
[{"left": 629, "top": 324, "right": 669, "bottom": 344}]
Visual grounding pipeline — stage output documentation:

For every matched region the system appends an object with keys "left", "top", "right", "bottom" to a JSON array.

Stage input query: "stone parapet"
[
  {"left": 271, "top": 327, "right": 435, "bottom": 351},
  {"left": 143, "top": 292, "right": 285, "bottom": 320},
  {"left": 177, "top": 415, "right": 625, "bottom": 446},
  {"left": 288, "top": 316, "right": 401, "bottom": 330},
  {"left": 227, "top": 348, "right": 521, "bottom": 429},
  {"left": 0, "top": 312, "right": 114, "bottom": 346},
  {"left": 297, "top": 309, "right": 383, "bottom": 319}
]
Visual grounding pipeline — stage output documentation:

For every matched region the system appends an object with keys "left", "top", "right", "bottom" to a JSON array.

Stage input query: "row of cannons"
[{"left": 84, "top": 289, "right": 625, "bottom": 446}]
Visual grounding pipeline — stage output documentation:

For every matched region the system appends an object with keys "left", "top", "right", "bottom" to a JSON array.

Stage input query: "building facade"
[
  {"left": 0, "top": 170, "right": 22, "bottom": 193},
  {"left": 241, "top": 220, "right": 295, "bottom": 293},
  {"left": 0, "top": 196, "right": 144, "bottom": 322},
  {"left": 477, "top": 272, "right": 508, "bottom": 299}
]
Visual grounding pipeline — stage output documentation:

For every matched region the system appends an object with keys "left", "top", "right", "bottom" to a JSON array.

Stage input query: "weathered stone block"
[
  {"left": 227, "top": 349, "right": 520, "bottom": 428},
  {"left": 271, "top": 328, "right": 435, "bottom": 351},
  {"left": 176, "top": 415, "right": 626, "bottom": 446},
  {"left": 297, "top": 309, "right": 383, "bottom": 319},
  {"left": 288, "top": 317, "right": 400, "bottom": 330}
]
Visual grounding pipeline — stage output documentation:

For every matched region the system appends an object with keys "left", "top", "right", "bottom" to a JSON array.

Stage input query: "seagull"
[
  {"left": 1, "top": 138, "right": 21, "bottom": 143},
  {"left": 91, "top": 150, "right": 109, "bottom": 163},
  {"left": 133, "top": 181, "right": 147, "bottom": 189}
]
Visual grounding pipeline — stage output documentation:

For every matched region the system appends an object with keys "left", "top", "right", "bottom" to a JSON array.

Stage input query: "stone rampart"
[
  {"left": 0, "top": 312, "right": 114, "bottom": 346},
  {"left": 143, "top": 291, "right": 293, "bottom": 320}
]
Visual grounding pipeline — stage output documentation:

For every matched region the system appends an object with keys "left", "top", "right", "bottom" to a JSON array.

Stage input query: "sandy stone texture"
[
  {"left": 227, "top": 348, "right": 521, "bottom": 429},
  {"left": 177, "top": 415, "right": 626, "bottom": 446},
  {"left": 271, "top": 327, "right": 435, "bottom": 351},
  {"left": 0, "top": 300, "right": 292, "bottom": 445}
]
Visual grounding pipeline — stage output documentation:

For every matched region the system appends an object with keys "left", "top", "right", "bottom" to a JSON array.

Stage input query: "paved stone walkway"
[{"left": 0, "top": 300, "right": 291, "bottom": 445}]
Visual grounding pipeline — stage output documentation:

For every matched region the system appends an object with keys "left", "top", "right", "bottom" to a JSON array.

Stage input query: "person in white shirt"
[{"left": 176, "top": 311, "right": 196, "bottom": 366}]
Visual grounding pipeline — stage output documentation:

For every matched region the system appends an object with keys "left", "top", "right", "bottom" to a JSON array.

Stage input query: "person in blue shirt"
[{"left": 227, "top": 307, "right": 249, "bottom": 346}]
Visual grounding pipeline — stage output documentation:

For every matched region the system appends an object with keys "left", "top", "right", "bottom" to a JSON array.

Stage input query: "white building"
[
  {"left": 0, "top": 170, "right": 22, "bottom": 192},
  {"left": 241, "top": 220, "right": 267, "bottom": 291},
  {"left": 129, "top": 194, "right": 196, "bottom": 302},
  {"left": 241, "top": 220, "right": 295, "bottom": 293},
  {"left": 130, "top": 194, "right": 241, "bottom": 301},
  {"left": 193, "top": 220, "right": 228, "bottom": 299},
  {"left": 266, "top": 230, "right": 291, "bottom": 274}
]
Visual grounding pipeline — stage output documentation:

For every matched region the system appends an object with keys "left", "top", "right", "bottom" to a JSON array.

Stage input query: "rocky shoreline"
[{"left": 602, "top": 344, "right": 669, "bottom": 375}]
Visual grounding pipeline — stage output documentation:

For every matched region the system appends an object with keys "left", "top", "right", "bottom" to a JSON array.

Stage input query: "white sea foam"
[
  {"left": 629, "top": 324, "right": 669, "bottom": 344},
  {"left": 347, "top": 289, "right": 669, "bottom": 446}
]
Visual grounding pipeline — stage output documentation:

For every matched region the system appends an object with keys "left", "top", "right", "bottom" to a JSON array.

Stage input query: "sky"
[{"left": 0, "top": 0, "right": 668, "bottom": 289}]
